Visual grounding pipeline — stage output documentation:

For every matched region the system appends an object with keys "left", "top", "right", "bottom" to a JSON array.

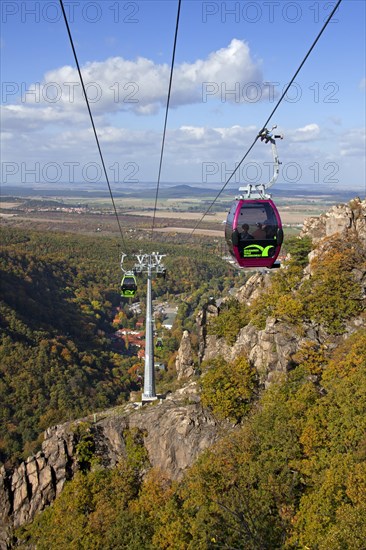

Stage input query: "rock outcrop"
[
  {"left": 0, "top": 397, "right": 219, "bottom": 546},
  {"left": 175, "top": 330, "right": 195, "bottom": 380},
  {"left": 0, "top": 426, "right": 76, "bottom": 548},
  {"left": 235, "top": 271, "right": 270, "bottom": 305},
  {"left": 200, "top": 316, "right": 328, "bottom": 385},
  {"left": 199, "top": 197, "right": 366, "bottom": 383},
  {"left": 2, "top": 198, "right": 365, "bottom": 548},
  {"left": 301, "top": 197, "right": 366, "bottom": 293},
  {"left": 300, "top": 197, "right": 366, "bottom": 242},
  {"left": 3, "top": 426, "right": 75, "bottom": 529},
  {"left": 196, "top": 300, "right": 220, "bottom": 363}
]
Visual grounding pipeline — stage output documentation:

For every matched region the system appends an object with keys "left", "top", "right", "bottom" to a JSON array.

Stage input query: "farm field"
[
  {"left": 0, "top": 203, "right": 312, "bottom": 237},
  {"left": 1, "top": 184, "right": 359, "bottom": 241}
]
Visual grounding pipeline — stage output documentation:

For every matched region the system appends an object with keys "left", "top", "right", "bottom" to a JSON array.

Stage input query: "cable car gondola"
[
  {"left": 121, "top": 272, "right": 137, "bottom": 298},
  {"left": 225, "top": 128, "right": 284, "bottom": 269}
]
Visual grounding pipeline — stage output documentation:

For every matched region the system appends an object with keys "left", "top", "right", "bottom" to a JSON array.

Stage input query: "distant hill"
[
  {"left": 1, "top": 183, "right": 221, "bottom": 200},
  {"left": 2, "top": 183, "right": 363, "bottom": 203}
]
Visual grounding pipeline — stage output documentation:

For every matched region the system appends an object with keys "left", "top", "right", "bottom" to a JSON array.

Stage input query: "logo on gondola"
[{"left": 243, "top": 244, "right": 275, "bottom": 258}]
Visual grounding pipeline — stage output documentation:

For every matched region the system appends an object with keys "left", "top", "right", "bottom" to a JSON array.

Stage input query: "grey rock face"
[
  {"left": 175, "top": 330, "right": 195, "bottom": 380},
  {"left": 2, "top": 198, "right": 365, "bottom": 548},
  {"left": 200, "top": 317, "right": 324, "bottom": 386},
  {"left": 196, "top": 301, "right": 220, "bottom": 363},
  {"left": 0, "top": 399, "right": 218, "bottom": 545},
  {"left": 0, "top": 425, "right": 77, "bottom": 548},
  {"left": 300, "top": 197, "right": 366, "bottom": 243},
  {"left": 302, "top": 198, "right": 366, "bottom": 297},
  {"left": 199, "top": 198, "right": 366, "bottom": 386},
  {"left": 13, "top": 429, "right": 74, "bottom": 528},
  {"left": 129, "top": 401, "right": 218, "bottom": 479},
  {"left": 235, "top": 272, "right": 270, "bottom": 305}
]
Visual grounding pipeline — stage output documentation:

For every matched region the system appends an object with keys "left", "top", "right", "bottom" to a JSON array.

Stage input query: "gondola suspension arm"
[{"left": 238, "top": 126, "right": 283, "bottom": 200}]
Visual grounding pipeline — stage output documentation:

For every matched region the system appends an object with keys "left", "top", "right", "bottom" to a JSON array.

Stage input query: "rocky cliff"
[
  {"left": 1, "top": 198, "right": 365, "bottom": 547},
  {"left": 0, "top": 395, "right": 219, "bottom": 548},
  {"left": 199, "top": 312, "right": 334, "bottom": 385},
  {"left": 301, "top": 198, "right": 366, "bottom": 296},
  {"left": 175, "top": 330, "right": 195, "bottom": 380},
  {"left": 196, "top": 300, "right": 221, "bottom": 364},
  {"left": 198, "top": 197, "right": 366, "bottom": 383},
  {"left": 300, "top": 196, "right": 366, "bottom": 242}
]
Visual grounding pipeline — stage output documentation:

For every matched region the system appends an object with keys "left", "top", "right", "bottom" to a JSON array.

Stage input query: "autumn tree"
[{"left": 200, "top": 356, "right": 258, "bottom": 422}]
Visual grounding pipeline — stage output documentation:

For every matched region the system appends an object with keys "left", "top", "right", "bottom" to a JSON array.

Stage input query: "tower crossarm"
[{"left": 133, "top": 252, "right": 166, "bottom": 273}]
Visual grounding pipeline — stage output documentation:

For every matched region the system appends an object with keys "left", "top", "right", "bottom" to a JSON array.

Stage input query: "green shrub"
[
  {"left": 200, "top": 356, "right": 258, "bottom": 422},
  {"left": 208, "top": 299, "right": 249, "bottom": 345}
]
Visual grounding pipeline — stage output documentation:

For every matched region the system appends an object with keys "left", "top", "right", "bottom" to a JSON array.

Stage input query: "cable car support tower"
[{"left": 122, "top": 252, "right": 166, "bottom": 402}]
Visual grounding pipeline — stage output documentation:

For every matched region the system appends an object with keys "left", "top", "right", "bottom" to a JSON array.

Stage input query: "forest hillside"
[
  {"left": 0, "top": 230, "right": 233, "bottom": 466},
  {"left": 1, "top": 197, "right": 365, "bottom": 549}
]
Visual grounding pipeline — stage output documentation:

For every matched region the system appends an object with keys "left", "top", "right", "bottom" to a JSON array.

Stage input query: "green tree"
[
  {"left": 200, "top": 356, "right": 258, "bottom": 422},
  {"left": 299, "top": 243, "right": 364, "bottom": 334},
  {"left": 207, "top": 299, "right": 249, "bottom": 345},
  {"left": 283, "top": 235, "right": 312, "bottom": 267},
  {"left": 288, "top": 331, "right": 366, "bottom": 548},
  {"left": 249, "top": 264, "right": 304, "bottom": 329}
]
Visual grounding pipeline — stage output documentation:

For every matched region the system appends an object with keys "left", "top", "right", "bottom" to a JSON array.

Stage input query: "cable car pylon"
[{"left": 127, "top": 252, "right": 166, "bottom": 402}]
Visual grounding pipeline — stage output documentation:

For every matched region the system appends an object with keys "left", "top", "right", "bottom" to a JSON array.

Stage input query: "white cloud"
[
  {"left": 0, "top": 131, "right": 13, "bottom": 141},
  {"left": 359, "top": 77, "right": 366, "bottom": 91},
  {"left": 165, "top": 125, "right": 257, "bottom": 162},
  {"left": 1, "top": 121, "right": 365, "bottom": 189},
  {"left": 291, "top": 123, "right": 321, "bottom": 142},
  {"left": 1, "top": 104, "right": 88, "bottom": 132},
  {"left": 2, "top": 39, "right": 263, "bottom": 130},
  {"left": 179, "top": 126, "right": 206, "bottom": 140},
  {"left": 340, "top": 128, "right": 366, "bottom": 157}
]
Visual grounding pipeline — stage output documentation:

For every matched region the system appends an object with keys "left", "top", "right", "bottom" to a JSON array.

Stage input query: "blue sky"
[{"left": 1, "top": 0, "right": 365, "bottom": 191}]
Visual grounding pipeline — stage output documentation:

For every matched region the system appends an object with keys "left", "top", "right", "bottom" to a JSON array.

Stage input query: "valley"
[{"left": 1, "top": 182, "right": 360, "bottom": 240}]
